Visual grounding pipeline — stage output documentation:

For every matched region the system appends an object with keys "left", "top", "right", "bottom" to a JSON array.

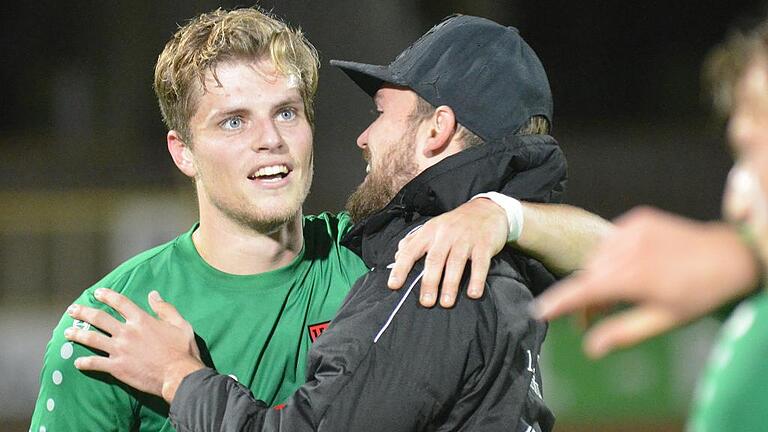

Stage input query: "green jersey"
[
  {"left": 688, "top": 289, "right": 768, "bottom": 432},
  {"left": 30, "top": 212, "right": 368, "bottom": 432}
]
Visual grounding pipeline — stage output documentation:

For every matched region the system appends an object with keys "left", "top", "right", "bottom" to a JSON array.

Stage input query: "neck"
[{"left": 193, "top": 203, "right": 303, "bottom": 276}]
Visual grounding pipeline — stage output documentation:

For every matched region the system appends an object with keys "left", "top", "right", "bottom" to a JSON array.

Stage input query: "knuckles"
[
  {"left": 471, "top": 248, "right": 490, "bottom": 259},
  {"left": 446, "top": 252, "right": 470, "bottom": 265},
  {"left": 424, "top": 254, "right": 445, "bottom": 266},
  {"left": 80, "top": 331, "right": 97, "bottom": 345}
]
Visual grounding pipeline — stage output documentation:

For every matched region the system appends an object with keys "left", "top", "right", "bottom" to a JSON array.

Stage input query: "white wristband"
[{"left": 471, "top": 192, "right": 524, "bottom": 242}]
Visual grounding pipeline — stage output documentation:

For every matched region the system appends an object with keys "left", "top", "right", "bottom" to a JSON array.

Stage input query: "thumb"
[{"left": 148, "top": 291, "right": 187, "bottom": 327}]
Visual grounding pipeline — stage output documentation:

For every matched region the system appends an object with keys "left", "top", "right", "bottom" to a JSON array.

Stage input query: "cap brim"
[{"left": 330, "top": 60, "right": 400, "bottom": 97}]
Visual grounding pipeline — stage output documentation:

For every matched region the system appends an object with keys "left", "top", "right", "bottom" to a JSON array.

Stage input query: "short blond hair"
[{"left": 154, "top": 7, "right": 320, "bottom": 141}]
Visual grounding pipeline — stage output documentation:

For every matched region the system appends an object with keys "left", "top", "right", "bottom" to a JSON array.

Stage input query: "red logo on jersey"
[{"left": 308, "top": 321, "right": 330, "bottom": 342}]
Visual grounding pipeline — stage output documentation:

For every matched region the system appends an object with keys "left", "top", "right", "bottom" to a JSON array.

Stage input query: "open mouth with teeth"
[{"left": 248, "top": 164, "right": 291, "bottom": 183}]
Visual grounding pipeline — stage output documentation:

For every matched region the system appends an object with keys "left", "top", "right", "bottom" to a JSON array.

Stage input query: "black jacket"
[{"left": 169, "top": 134, "right": 566, "bottom": 432}]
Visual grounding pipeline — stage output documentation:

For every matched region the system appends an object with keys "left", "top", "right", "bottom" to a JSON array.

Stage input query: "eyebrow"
[
  {"left": 276, "top": 96, "right": 305, "bottom": 108},
  {"left": 211, "top": 107, "right": 249, "bottom": 121}
]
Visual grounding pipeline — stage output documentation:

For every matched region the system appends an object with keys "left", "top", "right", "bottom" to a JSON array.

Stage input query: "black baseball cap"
[{"left": 330, "top": 14, "right": 553, "bottom": 142}]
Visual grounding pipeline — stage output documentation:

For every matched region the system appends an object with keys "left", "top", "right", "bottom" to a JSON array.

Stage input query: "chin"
[
  {"left": 212, "top": 194, "right": 302, "bottom": 234},
  {"left": 237, "top": 209, "right": 299, "bottom": 234},
  {"left": 251, "top": 200, "right": 303, "bottom": 229},
  {"left": 262, "top": 205, "right": 301, "bottom": 224}
]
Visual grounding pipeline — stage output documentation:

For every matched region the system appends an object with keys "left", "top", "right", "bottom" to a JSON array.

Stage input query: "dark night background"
[{"left": 1, "top": 1, "right": 764, "bottom": 430}]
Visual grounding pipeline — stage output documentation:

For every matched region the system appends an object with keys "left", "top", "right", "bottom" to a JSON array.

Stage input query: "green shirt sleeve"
[{"left": 30, "top": 283, "right": 138, "bottom": 431}]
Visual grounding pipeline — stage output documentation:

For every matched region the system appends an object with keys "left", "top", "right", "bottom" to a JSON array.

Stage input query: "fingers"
[
  {"left": 438, "top": 246, "right": 471, "bottom": 307},
  {"left": 391, "top": 204, "right": 501, "bottom": 307},
  {"left": 67, "top": 304, "right": 122, "bottom": 336},
  {"left": 574, "top": 304, "right": 610, "bottom": 330},
  {"left": 148, "top": 291, "right": 189, "bottom": 330},
  {"left": 94, "top": 288, "right": 145, "bottom": 322},
  {"left": 466, "top": 250, "right": 490, "bottom": 299},
  {"left": 583, "top": 305, "right": 680, "bottom": 359},
  {"left": 391, "top": 232, "right": 462, "bottom": 307},
  {"left": 419, "top": 241, "right": 451, "bottom": 307},
  {"left": 529, "top": 276, "right": 597, "bottom": 321},
  {"left": 530, "top": 249, "right": 633, "bottom": 321},
  {"left": 389, "top": 232, "right": 428, "bottom": 290},
  {"left": 64, "top": 326, "right": 112, "bottom": 354},
  {"left": 73, "top": 355, "right": 112, "bottom": 373}
]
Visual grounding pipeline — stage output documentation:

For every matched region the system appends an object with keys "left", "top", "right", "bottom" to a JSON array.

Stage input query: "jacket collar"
[{"left": 343, "top": 134, "right": 567, "bottom": 266}]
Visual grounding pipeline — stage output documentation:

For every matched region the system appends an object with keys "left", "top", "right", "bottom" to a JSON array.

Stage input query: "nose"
[
  {"left": 356, "top": 125, "right": 370, "bottom": 150},
  {"left": 252, "top": 118, "right": 284, "bottom": 152}
]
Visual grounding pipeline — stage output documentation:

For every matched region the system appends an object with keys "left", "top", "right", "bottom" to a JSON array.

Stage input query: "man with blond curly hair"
[{"left": 31, "top": 9, "right": 348, "bottom": 431}]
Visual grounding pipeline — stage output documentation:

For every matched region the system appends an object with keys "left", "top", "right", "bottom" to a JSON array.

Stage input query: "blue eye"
[
  {"left": 222, "top": 116, "right": 243, "bottom": 130},
  {"left": 278, "top": 108, "right": 296, "bottom": 121}
]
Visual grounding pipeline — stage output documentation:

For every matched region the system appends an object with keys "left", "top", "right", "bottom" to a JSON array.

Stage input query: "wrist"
[
  {"left": 161, "top": 358, "right": 205, "bottom": 403},
  {"left": 471, "top": 192, "right": 524, "bottom": 242}
]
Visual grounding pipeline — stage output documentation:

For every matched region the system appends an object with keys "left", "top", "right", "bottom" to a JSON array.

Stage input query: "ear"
[
  {"left": 167, "top": 130, "right": 197, "bottom": 178},
  {"left": 421, "top": 105, "right": 457, "bottom": 157}
]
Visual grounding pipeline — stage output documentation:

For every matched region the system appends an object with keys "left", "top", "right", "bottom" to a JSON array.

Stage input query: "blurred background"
[{"left": 1, "top": 0, "right": 764, "bottom": 430}]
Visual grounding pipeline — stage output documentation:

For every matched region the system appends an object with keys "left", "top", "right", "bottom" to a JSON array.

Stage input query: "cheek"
[
  {"left": 752, "top": 152, "right": 768, "bottom": 229},
  {"left": 287, "top": 123, "right": 313, "bottom": 157},
  {"left": 366, "top": 123, "right": 386, "bottom": 148},
  {"left": 298, "top": 134, "right": 314, "bottom": 167},
  {"left": 368, "top": 129, "right": 393, "bottom": 159},
  {"left": 729, "top": 113, "right": 768, "bottom": 156},
  {"left": 197, "top": 151, "right": 238, "bottom": 185}
]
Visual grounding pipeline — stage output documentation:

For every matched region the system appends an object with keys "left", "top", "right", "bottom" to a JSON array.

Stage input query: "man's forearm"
[{"left": 517, "top": 203, "right": 612, "bottom": 275}]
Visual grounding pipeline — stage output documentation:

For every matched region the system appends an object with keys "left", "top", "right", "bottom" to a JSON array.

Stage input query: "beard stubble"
[{"left": 345, "top": 130, "right": 419, "bottom": 224}]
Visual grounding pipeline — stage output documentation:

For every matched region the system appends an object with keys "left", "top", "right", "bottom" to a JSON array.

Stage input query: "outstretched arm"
[
  {"left": 533, "top": 157, "right": 768, "bottom": 358},
  {"left": 390, "top": 196, "right": 611, "bottom": 307},
  {"left": 530, "top": 207, "right": 761, "bottom": 358},
  {"left": 516, "top": 202, "right": 612, "bottom": 275}
]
